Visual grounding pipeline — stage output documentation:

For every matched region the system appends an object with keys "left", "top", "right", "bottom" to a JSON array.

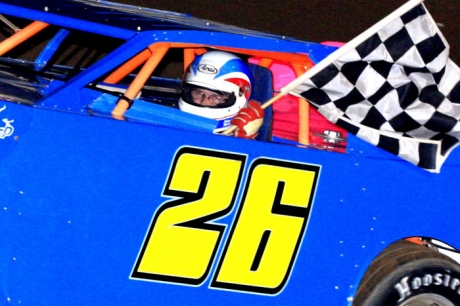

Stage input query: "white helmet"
[{"left": 179, "top": 51, "right": 253, "bottom": 132}]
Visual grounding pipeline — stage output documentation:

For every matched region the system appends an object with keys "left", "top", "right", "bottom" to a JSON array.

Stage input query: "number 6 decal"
[
  {"left": 131, "top": 147, "right": 320, "bottom": 295},
  {"left": 211, "top": 158, "right": 320, "bottom": 294}
]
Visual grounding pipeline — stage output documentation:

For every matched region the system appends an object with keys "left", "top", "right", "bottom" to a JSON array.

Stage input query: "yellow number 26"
[{"left": 131, "top": 147, "right": 320, "bottom": 295}]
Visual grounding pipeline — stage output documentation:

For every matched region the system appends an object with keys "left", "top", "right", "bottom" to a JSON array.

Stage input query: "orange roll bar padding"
[
  {"left": 105, "top": 43, "right": 206, "bottom": 84},
  {"left": 166, "top": 43, "right": 314, "bottom": 67},
  {"left": 257, "top": 58, "right": 274, "bottom": 69},
  {"left": 178, "top": 43, "right": 315, "bottom": 69},
  {"left": 111, "top": 45, "right": 169, "bottom": 118},
  {"left": 104, "top": 49, "right": 152, "bottom": 84},
  {"left": 183, "top": 49, "right": 195, "bottom": 73},
  {"left": 221, "top": 46, "right": 314, "bottom": 68},
  {"left": 292, "top": 64, "right": 310, "bottom": 145},
  {"left": 183, "top": 48, "right": 207, "bottom": 72},
  {"left": 108, "top": 41, "right": 316, "bottom": 123},
  {"left": 158, "top": 43, "right": 314, "bottom": 67},
  {"left": 0, "top": 21, "right": 49, "bottom": 57},
  {"left": 104, "top": 42, "right": 315, "bottom": 86}
]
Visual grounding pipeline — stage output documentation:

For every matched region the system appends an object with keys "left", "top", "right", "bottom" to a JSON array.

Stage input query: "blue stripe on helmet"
[
  {"left": 214, "top": 58, "right": 251, "bottom": 79},
  {"left": 191, "top": 53, "right": 206, "bottom": 75}
]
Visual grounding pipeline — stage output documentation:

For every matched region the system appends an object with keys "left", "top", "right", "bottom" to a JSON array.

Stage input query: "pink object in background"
[{"left": 249, "top": 57, "right": 347, "bottom": 152}]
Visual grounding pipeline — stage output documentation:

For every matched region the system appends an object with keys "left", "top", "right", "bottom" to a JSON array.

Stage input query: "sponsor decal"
[
  {"left": 0, "top": 105, "right": 14, "bottom": 139},
  {"left": 395, "top": 273, "right": 460, "bottom": 301},
  {"left": 198, "top": 64, "right": 218, "bottom": 74}
]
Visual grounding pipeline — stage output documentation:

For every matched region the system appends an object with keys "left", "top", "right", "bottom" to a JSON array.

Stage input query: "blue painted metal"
[
  {"left": 35, "top": 29, "right": 70, "bottom": 71},
  {"left": 1, "top": 1, "right": 460, "bottom": 305}
]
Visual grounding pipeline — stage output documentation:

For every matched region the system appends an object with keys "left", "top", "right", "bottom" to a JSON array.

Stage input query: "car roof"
[{"left": 0, "top": 0, "right": 290, "bottom": 40}]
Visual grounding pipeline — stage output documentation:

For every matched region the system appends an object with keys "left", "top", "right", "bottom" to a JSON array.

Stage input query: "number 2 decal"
[{"left": 131, "top": 147, "right": 320, "bottom": 295}]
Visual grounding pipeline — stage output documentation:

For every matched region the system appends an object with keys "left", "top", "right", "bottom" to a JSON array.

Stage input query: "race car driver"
[{"left": 178, "top": 50, "right": 264, "bottom": 139}]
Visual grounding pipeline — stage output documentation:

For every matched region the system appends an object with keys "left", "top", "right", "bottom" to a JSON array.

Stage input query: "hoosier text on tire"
[{"left": 353, "top": 240, "right": 460, "bottom": 306}]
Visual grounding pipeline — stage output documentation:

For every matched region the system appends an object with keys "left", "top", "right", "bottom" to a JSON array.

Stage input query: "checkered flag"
[{"left": 287, "top": 0, "right": 460, "bottom": 172}]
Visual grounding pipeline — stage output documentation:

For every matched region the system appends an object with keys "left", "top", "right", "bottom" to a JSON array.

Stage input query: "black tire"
[{"left": 353, "top": 240, "right": 460, "bottom": 306}]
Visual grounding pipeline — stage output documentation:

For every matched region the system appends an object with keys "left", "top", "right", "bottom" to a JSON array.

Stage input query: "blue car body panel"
[{"left": 1, "top": 0, "right": 460, "bottom": 305}]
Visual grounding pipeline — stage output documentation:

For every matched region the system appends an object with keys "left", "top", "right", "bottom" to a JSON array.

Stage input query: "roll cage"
[{"left": 0, "top": 14, "right": 347, "bottom": 150}]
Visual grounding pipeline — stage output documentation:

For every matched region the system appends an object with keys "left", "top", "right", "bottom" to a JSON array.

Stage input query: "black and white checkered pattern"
[{"left": 293, "top": 3, "right": 460, "bottom": 172}]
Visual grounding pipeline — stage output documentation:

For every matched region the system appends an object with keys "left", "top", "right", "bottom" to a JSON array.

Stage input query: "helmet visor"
[{"left": 181, "top": 84, "right": 236, "bottom": 108}]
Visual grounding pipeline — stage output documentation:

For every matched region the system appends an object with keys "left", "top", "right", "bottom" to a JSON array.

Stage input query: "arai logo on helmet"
[{"left": 197, "top": 64, "right": 218, "bottom": 74}]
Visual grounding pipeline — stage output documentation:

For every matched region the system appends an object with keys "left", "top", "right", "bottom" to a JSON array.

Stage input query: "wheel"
[{"left": 353, "top": 240, "right": 460, "bottom": 306}]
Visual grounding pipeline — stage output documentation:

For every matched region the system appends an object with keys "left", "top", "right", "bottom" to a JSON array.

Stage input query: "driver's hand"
[{"left": 231, "top": 101, "right": 264, "bottom": 139}]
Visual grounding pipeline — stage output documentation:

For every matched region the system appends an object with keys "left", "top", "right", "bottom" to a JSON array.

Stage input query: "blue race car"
[{"left": 1, "top": 0, "right": 460, "bottom": 305}]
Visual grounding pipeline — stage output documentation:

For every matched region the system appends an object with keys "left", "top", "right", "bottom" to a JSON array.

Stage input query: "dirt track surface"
[{"left": 117, "top": 0, "right": 460, "bottom": 63}]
